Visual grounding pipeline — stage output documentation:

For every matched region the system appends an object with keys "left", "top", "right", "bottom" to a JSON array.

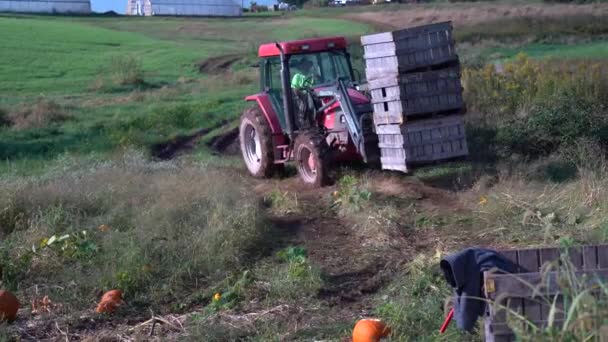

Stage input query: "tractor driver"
[
  {"left": 290, "top": 57, "right": 319, "bottom": 129},
  {"left": 290, "top": 57, "right": 316, "bottom": 89}
]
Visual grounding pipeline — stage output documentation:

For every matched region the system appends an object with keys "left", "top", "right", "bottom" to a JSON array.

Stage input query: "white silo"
[{"left": 0, "top": 0, "right": 91, "bottom": 13}]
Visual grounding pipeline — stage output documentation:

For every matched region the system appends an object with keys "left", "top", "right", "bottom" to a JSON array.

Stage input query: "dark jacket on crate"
[{"left": 440, "top": 248, "right": 517, "bottom": 332}]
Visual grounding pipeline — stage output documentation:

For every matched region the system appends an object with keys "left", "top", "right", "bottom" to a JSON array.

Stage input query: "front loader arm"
[{"left": 321, "top": 78, "right": 376, "bottom": 163}]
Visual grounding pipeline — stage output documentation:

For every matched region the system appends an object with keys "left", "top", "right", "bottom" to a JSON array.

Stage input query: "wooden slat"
[
  {"left": 583, "top": 245, "right": 598, "bottom": 270},
  {"left": 495, "top": 249, "right": 523, "bottom": 329},
  {"left": 539, "top": 248, "right": 561, "bottom": 319},
  {"left": 500, "top": 250, "right": 519, "bottom": 272},
  {"left": 598, "top": 245, "right": 608, "bottom": 268},
  {"left": 540, "top": 248, "right": 561, "bottom": 268},
  {"left": 517, "top": 249, "right": 542, "bottom": 322},
  {"left": 487, "top": 269, "right": 608, "bottom": 298},
  {"left": 490, "top": 319, "right": 565, "bottom": 335},
  {"left": 518, "top": 249, "right": 540, "bottom": 273},
  {"left": 567, "top": 247, "right": 584, "bottom": 270}
]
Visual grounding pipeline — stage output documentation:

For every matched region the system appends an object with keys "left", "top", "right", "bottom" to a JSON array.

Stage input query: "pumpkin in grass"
[
  {"left": 96, "top": 290, "right": 124, "bottom": 314},
  {"left": 0, "top": 290, "right": 20, "bottom": 322},
  {"left": 352, "top": 318, "right": 391, "bottom": 342},
  {"left": 100, "top": 289, "right": 123, "bottom": 302}
]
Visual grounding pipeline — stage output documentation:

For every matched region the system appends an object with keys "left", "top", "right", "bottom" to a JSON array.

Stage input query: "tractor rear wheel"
[
  {"left": 239, "top": 106, "right": 277, "bottom": 178},
  {"left": 294, "top": 131, "right": 330, "bottom": 187}
]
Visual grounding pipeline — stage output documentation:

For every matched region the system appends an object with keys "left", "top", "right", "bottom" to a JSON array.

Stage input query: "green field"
[
  {"left": 2, "top": 3, "right": 608, "bottom": 340},
  {"left": 0, "top": 14, "right": 371, "bottom": 168}
]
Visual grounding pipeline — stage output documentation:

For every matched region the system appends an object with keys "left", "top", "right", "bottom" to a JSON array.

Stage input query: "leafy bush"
[
  {"left": 464, "top": 54, "right": 608, "bottom": 158},
  {"left": 495, "top": 95, "right": 607, "bottom": 157}
]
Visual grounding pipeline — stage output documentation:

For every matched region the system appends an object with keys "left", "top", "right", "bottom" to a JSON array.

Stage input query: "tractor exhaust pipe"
[{"left": 276, "top": 42, "right": 295, "bottom": 143}]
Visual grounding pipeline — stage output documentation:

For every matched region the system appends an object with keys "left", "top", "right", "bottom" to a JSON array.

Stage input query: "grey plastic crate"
[
  {"left": 369, "top": 67, "right": 464, "bottom": 123},
  {"left": 375, "top": 115, "right": 468, "bottom": 171},
  {"left": 361, "top": 21, "right": 457, "bottom": 79}
]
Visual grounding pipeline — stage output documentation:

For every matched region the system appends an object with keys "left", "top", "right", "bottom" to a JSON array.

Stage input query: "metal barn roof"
[
  {"left": 127, "top": 0, "right": 241, "bottom": 16},
  {"left": 0, "top": 0, "right": 91, "bottom": 13}
]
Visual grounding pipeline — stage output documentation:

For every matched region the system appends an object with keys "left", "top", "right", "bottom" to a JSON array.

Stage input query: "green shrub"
[
  {"left": 464, "top": 54, "right": 608, "bottom": 158},
  {"left": 495, "top": 94, "right": 607, "bottom": 157}
]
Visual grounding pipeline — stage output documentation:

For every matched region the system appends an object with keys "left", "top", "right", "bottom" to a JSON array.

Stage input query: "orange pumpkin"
[
  {"left": 100, "top": 289, "right": 122, "bottom": 302},
  {"left": 96, "top": 299, "right": 122, "bottom": 314},
  {"left": 96, "top": 290, "right": 124, "bottom": 314},
  {"left": 0, "top": 290, "right": 20, "bottom": 322},
  {"left": 352, "top": 318, "right": 391, "bottom": 342}
]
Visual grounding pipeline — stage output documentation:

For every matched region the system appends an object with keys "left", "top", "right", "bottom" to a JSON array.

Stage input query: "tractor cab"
[
  {"left": 240, "top": 37, "right": 378, "bottom": 187},
  {"left": 257, "top": 37, "right": 357, "bottom": 130}
]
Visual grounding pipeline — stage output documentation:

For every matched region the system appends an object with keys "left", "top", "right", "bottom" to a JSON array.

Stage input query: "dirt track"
[{"left": 344, "top": 3, "right": 608, "bottom": 29}]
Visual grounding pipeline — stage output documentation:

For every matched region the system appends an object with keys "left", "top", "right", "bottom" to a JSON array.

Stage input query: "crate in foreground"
[
  {"left": 368, "top": 66, "right": 464, "bottom": 124},
  {"left": 376, "top": 115, "right": 468, "bottom": 172},
  {"left": 484, "top": 245, "right": 608, "bottom": 342},
  {"left": 361, "top": 21, "right": 457, "bottom": 79}
]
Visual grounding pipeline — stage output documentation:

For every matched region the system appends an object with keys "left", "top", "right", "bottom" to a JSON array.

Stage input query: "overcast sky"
[{"left": 91, "top": 0, "right": 276, "bottom": 13}]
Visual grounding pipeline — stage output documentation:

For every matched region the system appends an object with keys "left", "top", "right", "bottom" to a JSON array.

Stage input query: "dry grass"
[
  {"left": 0, "top": 151, "right": 274, "bottom": 324},
  {"left": 469, "top": 154, "right": 608, "bottom": 245},
  {"left": 197, "top": 69, "right": 257, "bottom": 91},
  {"left": 343, "top": 3, "right": 608, "bottom": 29},
  {"left": 6, "top": 98, "right": 69, "bottom": 130}
]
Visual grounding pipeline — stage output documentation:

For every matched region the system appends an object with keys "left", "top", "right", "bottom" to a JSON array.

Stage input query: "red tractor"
[{"left": 240, "top": 37, "right": 379, "bottom": 186}]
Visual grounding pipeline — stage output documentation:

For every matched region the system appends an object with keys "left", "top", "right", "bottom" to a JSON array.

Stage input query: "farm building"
[
  {"left": 126, "top": 0, "right": 241, "bottom": 16},
  {"left": 0, "top": 0, "right": 90, "bottom": 13}
]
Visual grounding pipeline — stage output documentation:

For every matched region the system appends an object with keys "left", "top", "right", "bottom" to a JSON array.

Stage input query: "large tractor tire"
[
  {"left": 294, "top": 131, "right": 330, "bottom": 187},
  {"left": 239, "top": 106, "right": 277, "bottom": 178}
]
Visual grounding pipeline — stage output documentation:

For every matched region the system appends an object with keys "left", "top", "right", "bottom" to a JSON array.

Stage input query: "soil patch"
[
  {"left": 150, "top": 120, "right": 229, "bottom": 160},
  {"left": 206, "top": 126, "right": 239, "bottom": 155},
  {"left": 197, "top": 54, "right": 243, "bottom": 74}
]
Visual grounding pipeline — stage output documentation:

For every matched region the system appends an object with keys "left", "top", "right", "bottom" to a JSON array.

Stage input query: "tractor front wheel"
[
  {"left": 239, "top": 106, "right": 277, "bottom": 178},
  {"left": 294, "top": 131, "right": 330, "bottom": 187}
]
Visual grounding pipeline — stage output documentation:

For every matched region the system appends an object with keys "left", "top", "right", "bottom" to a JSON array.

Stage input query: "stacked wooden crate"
[{"left": 361, "top": 21, "right": 469, "bottom": 172}]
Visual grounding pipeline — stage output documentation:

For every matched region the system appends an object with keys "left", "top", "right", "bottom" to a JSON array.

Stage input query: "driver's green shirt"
[{"left": 291, "top": 73, "right": 314, "bottom": 89}]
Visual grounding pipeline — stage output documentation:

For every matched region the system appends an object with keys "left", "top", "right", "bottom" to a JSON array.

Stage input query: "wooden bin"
[
  {"left": 361, "top": 21, "right": 457, "bottom": 79},
  {"left": 375, "top": 115, "right": 468, "bottom": 172},
  {"left": 369, "top": 66, "right": 464, "bottom": 124},
  {"left": 484, "top": 245, "right": 608, "bottom": 342}
]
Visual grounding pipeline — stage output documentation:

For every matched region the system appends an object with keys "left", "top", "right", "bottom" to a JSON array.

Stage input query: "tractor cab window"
[
  {"left": 261, "top": 57, "right": 287, "bottom": 129},
  {"left": 289, "top": 50, "right": 353, "bottom": 87}
]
